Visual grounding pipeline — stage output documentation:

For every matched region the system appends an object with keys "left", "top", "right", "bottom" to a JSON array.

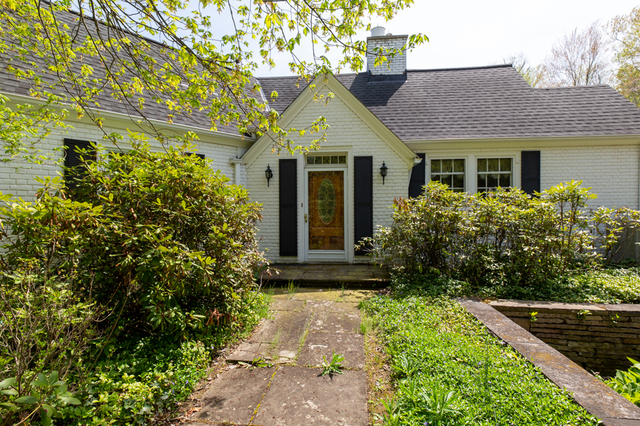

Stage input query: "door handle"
[{"left": 305, "top": 213, "right": 308, "bottom": 223}]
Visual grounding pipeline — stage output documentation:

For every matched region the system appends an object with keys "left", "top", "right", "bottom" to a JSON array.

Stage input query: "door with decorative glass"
[{"left": 306, "top": 170, "right": 345, "bottom": 259}]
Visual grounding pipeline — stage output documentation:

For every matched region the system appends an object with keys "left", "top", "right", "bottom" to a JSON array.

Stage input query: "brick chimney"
[{"left": 366, "top": 27, "right": 408, "bottom": 76}]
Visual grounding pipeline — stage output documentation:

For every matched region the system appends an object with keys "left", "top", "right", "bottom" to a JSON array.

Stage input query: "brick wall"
[
  {"left": 1, "top": 120, "right": 244, "bottom": 201},
  {"left": 491, "top": 300, "right": 640, "bottom": 376},
  {"left": 366, "top": 35, "right": 407, "bottom": 76},
  {"left": 540, "top": 145, "right": 639, "bottom": 209},
  {"left": 245, "top": 86, "right": 411, "bottom": 263}
]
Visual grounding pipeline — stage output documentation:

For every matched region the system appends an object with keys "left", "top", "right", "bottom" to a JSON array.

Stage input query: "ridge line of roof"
[
  {"left": 255, "top": 64, "right": 515, "bottom": 81},
  {"left": 407, "top": 64, "right": 513, "bottom": 72},
  {"left": 534, "top": 85, "right": 614, "bottom": 91}
]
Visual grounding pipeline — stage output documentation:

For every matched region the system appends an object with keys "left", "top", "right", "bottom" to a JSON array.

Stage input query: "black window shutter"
[
  {"left": 186, "top": 152, "right": 205, "bottom": 159},
  {"left": 408, "top": 153, "right": 426, "bottom": 197},
  {"left": 64, "top": 138, "right": 96, "bottom": 192},
  {"left": 279, "top": 159, "right": 298, "bottom": 256},
  {"left": 521, "top": 151, "right": 541, "bottom": 195},
  {"left": 354, "top": 156, "right": 373, "bottom": 255}
]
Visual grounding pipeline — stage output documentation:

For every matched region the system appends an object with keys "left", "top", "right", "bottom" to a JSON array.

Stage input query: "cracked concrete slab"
[
  {"left": 227, "top": 342, "right": 270, "bottom": 363},
  {"left": 270, "top": 299, "right": 305, "bottom": 311},
  {"left": 196, "top": 366, "right": 274, "bottom": 425},
  {"left": 251, "top": 366, "right": 367, "bottom": 426},
  {"left": 310, "top": 311, "right": 361, "bottom": 334},
  {"left": 305, "top": 300, "right": 360, "bottom": 314},
  {"left": 297, "top": 332, "right": 365, "bottom": 370},
  {"left": 265, "top": 310, "right": 312, "bottom": 362},
  {"left": 249, "top": 313, "right": 282, "bottom": 344},
  {"left": 230, "top": 311, "right": 311, "bottom": 363}
]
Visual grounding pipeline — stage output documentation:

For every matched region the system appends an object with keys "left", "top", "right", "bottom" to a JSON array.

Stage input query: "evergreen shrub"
[{"left": 367, "top": 180, "right": 640, "bottom": 288}]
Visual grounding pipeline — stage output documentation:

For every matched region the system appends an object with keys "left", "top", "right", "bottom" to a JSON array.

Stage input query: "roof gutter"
[{"left": 1, "top": 91, "right": 255, "bottom": 148}]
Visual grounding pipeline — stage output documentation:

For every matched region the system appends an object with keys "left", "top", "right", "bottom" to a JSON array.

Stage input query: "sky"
[{"left": 253, "top": 0, "right": 640, "bottom": 77}]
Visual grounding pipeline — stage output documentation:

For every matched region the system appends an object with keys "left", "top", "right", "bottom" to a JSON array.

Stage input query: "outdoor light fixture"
[
  {"left": 380, "top": 161, "right": 388, "bottom": 185},
  {"left": 265, "top": 164, "right": 273, "bottom": 187}
]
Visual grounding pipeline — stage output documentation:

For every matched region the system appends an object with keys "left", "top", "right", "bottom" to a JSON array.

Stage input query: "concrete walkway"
[{"left": 186, "top": 288, "right": 376, "bottom": 426}]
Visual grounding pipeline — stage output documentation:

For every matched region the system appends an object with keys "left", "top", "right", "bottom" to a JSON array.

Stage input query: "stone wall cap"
[{"left": 489, "top": 299, "right": 607, "bottom": 312}]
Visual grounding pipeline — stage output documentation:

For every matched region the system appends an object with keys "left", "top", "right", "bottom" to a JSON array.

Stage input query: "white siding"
[
  {"left": 419, "top": 145, "right": 640, "bottom": 209},
  {"left": 245, "top": 87, "right": 411, "bottom": 263},
  {"left": 540, "top": 145, "right": 639, "bottom": 209},
  {"left": 1, "top": 121, "right": 244, "bottom": 201}
]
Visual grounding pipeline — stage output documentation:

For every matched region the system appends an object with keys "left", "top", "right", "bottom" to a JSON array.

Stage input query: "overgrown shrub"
[
  {"left": 1, "top": 142, "right": 264, "bottom": 341},
  {"left": 368, "top": 181, "right": 640, "bottom": 288},
  {"left": 0, "top": 142, "right": 268, "bottom": 423},
  {"left": 0, "top": 188, "right": 101, "bottom": 425},
  {"left": 75, "top": 143, "right": 263, "bottom": 338}
]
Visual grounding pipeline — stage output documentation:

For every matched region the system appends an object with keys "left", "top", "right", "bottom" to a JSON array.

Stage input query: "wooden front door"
[{"left": 308, "top": 170, "right": 344, "bottom": 251}]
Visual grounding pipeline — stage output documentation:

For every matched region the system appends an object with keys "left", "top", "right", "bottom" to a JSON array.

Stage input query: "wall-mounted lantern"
[
  {"left": 380, "top": 161, "right": 388, "bottom": 185},
  {"left": 265, "top": 164, "right": 273, "bottom": 187}
]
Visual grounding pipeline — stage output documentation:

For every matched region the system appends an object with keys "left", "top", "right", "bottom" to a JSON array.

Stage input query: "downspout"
[
  {"left": 229, "top": 158, "right": 244, "bottom": 186},
  {"left": 637, "top": 144, "right": 640, "bottom": 259}
]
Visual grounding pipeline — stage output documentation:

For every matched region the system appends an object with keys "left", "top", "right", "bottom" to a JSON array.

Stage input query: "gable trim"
[{"left": 242, "top": 74, "right": 418, "bottom": 168}]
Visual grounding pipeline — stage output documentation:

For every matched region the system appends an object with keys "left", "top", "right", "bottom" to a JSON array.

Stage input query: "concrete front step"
[{"left": 259, "top": 263, "right": 390, "bottom": 289}]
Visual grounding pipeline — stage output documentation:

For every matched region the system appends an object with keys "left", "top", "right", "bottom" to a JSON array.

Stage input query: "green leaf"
[
  {"left": 15, "top": 395, "right": 38, "bottom": 404},
  {"left": 0, "top": 402, "right": 18, "bottom": 410},
  {"left": 59, "top": 396, "right": 81, "bottom": 405},
  {"left": 41, "top": 404, "right": 54, "bottom": 426},
  {"left": 0, "top": 377, "right": 16, "bottom": 388}
]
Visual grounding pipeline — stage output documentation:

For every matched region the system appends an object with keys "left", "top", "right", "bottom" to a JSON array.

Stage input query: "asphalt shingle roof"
[
  {"left": 0, "top": 9, "right": 264, "bottom": 137},
  {"left": 4, "top": 8, "right": 640, "bottom": 141},
  {"left": 258, "top": 65, "right": 640, "bottom": 141}
]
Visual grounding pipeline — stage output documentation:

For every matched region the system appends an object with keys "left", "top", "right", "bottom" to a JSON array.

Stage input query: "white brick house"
[{"left": 3, "top": 19, "right": 640, "bottom": 264}]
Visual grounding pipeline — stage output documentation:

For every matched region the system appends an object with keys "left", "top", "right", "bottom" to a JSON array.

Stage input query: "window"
[
  {"left": 306, "top": 154, "right": 346, "bottom": 165},
  {"left": 430, "top": 159, "right": 465, "bottom": 191},
  {"left": 477, "top": 158, "right": 512, "bottom": 192}
]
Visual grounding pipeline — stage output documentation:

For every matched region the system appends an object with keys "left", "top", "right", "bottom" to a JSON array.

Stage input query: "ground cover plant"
[
  {"left": 361, "top": 294, "right": 600, "bottom": 425},
  {"left": 0, "top": 143, "right": 269, "bottom": 425},
  {"left": 607, "top": 358, "right": 640, "bottom": 407},
  {"left": 390, "top": 266, "right": 640, "bottom": 304}
]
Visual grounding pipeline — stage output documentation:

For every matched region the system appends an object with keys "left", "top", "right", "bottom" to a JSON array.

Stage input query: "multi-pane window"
[
  {"left": 430, "top": 159, "right": 465, "bottom": 191},
  {"left": 477, "top": 158, "right": 512, "bottom": 192},
  {"left": 306, "top": 155, "right": 347, "bottom": 165}
]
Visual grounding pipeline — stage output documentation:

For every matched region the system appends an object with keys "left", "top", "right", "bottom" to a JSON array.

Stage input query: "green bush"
[
  {"left": 608, "top": 358, "right": 640, "bottom": 406},
  {"left": 75, "top": 143, "right": 264, "bottom": 339},
  {"left": 0, "top": 142, "right": 269, "bottom": 424},
  {"left": 1, "top": 143, "right": 264, "bottom": 340},
  {"left": 362, "top": 295, "right": 600, "bottom": 425},
  {"left": 368, "top": 181, "right": 640, "bottom": 288},
  {"left": 0, "top": 189, "right": 101, "bottom": 426}
]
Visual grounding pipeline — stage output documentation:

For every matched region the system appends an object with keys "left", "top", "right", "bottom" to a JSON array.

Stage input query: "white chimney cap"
[{"left": 371, "top": 26, "right": 386, "bottom": 37}]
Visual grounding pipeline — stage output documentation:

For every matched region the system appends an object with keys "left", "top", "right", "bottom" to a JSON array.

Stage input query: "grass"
[
  {"left": 285, "top": 280, "right": 298, "bottom": 299},
  {"left": 362, "top": 294, "right": 600, "bottom": 425}
]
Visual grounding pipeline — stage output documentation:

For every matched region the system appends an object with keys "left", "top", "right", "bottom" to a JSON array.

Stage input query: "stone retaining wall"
[
  {"left": 490, "top": 300, "right": 640, "bottom": 376},
  {"left": 461, "top": 299, "right": 640, "bottom": 426}
]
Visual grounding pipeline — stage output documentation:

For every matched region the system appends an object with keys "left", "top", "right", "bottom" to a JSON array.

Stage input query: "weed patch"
[{"left": 362, "top": 295, "right": 600, "bottom": 425}]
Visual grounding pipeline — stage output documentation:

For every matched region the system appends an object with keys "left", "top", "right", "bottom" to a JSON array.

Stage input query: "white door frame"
[{"left": 303, "top": 163, "right": 349, "bottom": 263}]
